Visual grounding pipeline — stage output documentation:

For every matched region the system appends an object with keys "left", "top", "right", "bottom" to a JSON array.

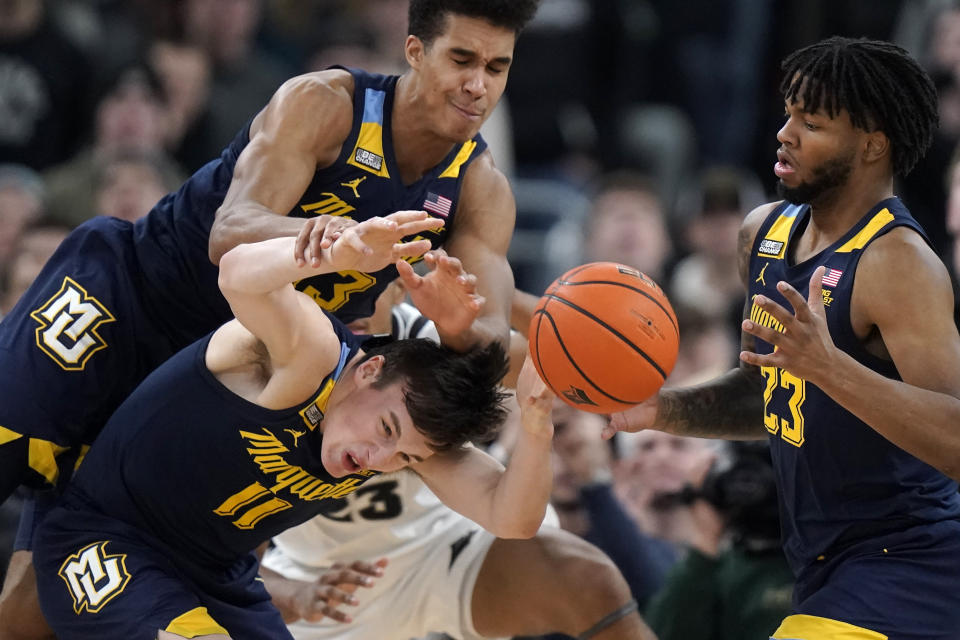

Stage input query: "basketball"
[{"left": 528, "top": 262, "right": 679, "bottom": 414}]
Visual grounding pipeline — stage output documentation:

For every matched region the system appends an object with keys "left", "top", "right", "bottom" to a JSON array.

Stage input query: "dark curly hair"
[
  {"left": 409, "top": 0, "right": 540, "bottom": 47},
  {"left": 780, "top": 36, "right": 939, "bottom": 177},
  {"left": 359, "top": 339, "right": 510, "bottom": 451}
]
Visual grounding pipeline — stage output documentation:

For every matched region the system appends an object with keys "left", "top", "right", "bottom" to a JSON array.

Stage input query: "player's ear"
[
  {"left": 405, "top": 35, "right": 425, "bottom": 68},
  {"left": 356, "top": 355, "right": 385, "bottom": 385},
  {"left": 863, "top": 130, "right": 889, "bottom": 164}
]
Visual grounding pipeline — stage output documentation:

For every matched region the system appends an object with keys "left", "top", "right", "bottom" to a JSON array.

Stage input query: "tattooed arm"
[{"left": 603, "top": 202, "right": 780, "bottom": 441}]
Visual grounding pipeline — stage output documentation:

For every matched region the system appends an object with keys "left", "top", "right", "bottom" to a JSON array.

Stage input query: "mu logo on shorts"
[
  {"left": 30, "top": 276, "right": 115, "bottom": 370},
  {"left": 58, "top": 541, "right": 131, "bottom": 614}
]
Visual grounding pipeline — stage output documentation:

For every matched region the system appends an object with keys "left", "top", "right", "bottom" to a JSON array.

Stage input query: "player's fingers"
[
  {"left": 739, "top": 349, "right": 779, "bottom": 368},
  {"left": 749, "top": 294, "right": 796, "bottom": 329},
  {"left": 397, "top": 217, "right": 445, "bottom": 236},
  {"left": 775, "top": 280, "right": 812, "bottom": 322},
  {"left": 741, "top": 318, "right": 787, "bottom": 346},
  {"left": 294, "top": 219, "right": 317, "bottom": 265},
  {"left": 439, "top": 253, "right": 464, "bottom": 274},
  {"left": 346, "top": 559, "right": 388, "bottom": 575},
  {"left": 807, "top": 266, "right": 827, "bottom": 313},
  {"left": 384, "top": 209, "right": 429, "bottom": 224},
  {"left": 303, "top": 601, "right": 354, "bottom": 624},
  {"left": 393, "top": 239, "right": 432, "bottom": 260}
]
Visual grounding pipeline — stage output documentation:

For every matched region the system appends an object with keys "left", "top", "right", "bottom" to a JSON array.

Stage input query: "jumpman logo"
[
  {"left": 341, "top": 176, "right": 367, "bottom": 199},
  {"left": 756, "top": 262, "right": 769, "bottom": 287},
  {"left": 284, "top": 428, "right": 306, "bottom": 447}
]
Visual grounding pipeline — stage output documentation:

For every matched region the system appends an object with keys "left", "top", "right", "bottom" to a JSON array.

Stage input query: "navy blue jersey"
[
  {"left": 288, "top": 67, "right": 488, "bottom": 322},
  {"left": 58, "top": 314, "right": 377, "bottom": 570},
  {"left": 134, "top": 66, "right": 487, "bottom": 333},
  {"left": 747, "top": 197, "right": 960, "bottom": 572},
  {"left": 0, "top": 66, "right": 486, "bottom": 490}
]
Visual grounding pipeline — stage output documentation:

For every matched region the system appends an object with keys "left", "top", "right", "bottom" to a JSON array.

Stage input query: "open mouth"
[
  {"left": 343, "top": 451, "right": 361, "bottom": 473},
  {"left": 774, "top": 150, "right": 795, "bottom": 178}
]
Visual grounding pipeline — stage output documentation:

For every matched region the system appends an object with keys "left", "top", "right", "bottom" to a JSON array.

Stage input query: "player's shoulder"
[
  {"left": 274, "top": 69, "right": 355, "bottom": 111},
  {"left": 859, "top": 224, "right": 950, "bottom": 287},
  {"left": 738, "top": 200, "right": 783, "bottom": 250},
  {"left": 460, "top": 149, "right": 512, "bottom": 205}
]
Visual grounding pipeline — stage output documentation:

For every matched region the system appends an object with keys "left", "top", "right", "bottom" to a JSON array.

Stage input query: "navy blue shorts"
[
  {"left": 787, "top": 520, "right": 960, "bottom": 639},
  {"left": 0, "top": 216, "right": 215, "bottom": 492},
  {"left": 34, "top": 501, "right": 290, "bottom": 640}
]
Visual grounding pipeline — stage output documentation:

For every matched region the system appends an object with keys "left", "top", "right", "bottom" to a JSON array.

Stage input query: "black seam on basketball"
[
  {"left": 554, "top": 280, "right": 678, "bottom": 336},
  {"left": 542, "top": 293, "right": 669, "bottom": 379},
  {"left": 532, "top": 308, "right": 658, "bottom": 404}
]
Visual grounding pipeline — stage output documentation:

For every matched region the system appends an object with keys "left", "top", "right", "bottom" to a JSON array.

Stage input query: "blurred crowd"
[{"left": 3, "top": 0, "right": 960, "bottom": 638}]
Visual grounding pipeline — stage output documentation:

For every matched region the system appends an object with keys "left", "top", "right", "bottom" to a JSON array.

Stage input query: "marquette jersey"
[
  {"left": 56, "top": 314, "right": 376, "bottom": 570},
  {"left": 747, "top": 197, "right": 960, "bottom": 572},
  {"left": 0, "top": 66, "right": 485, "bottom": 481}
]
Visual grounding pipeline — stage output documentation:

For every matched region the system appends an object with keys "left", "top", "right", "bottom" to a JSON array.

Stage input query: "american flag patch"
[
  {"left": 821, "top": 268, "right": 843, "bottom": 287},
  {"left": 423, "top": 192, "right": 452, "bottom": 217}
]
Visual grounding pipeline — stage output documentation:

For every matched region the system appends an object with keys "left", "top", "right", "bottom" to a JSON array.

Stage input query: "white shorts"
[{"left": 262, "top": 517, "right": 499, "bottom": 640}]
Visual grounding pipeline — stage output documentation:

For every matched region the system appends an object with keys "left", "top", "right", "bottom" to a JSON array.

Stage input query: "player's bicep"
[
  {"left": 859, "top": 233, "right": 960, "bottom": 397},
  {"left": 446, "top": 157, "right": 516, "bottom": 319},
  {"left": 221, "top": 74, "right": 353, "bottom": 218},
  {"left": 412, "top": 445, "right": 503, "bottom": 525}
]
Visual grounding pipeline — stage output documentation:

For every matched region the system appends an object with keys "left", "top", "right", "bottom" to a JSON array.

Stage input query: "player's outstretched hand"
[
  {"left": 295, "top": 215, "right": 358, "bottom": 267},
  {"left": 293, "top": 558, "right": 388, "bottom": 624},
  {"left": 516, "top": 354, "right": 555, "bottom": 438},
  {"left": 395, "top": 248, "right": 484, "bottom": 337},
  {"left": 739, "top": 266, "right": 837, "bottom": 385},
  {"left": 603, "top": 394, "right": 660, "bottom": 439},
  {"left": 301, "top": 211, "right": 444, "bottom": 272}
]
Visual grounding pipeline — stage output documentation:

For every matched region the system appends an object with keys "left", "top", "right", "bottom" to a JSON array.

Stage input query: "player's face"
[
  {"left": 774, "top": 98, "right": 859, "bottom": 205},
  {"left": 321, "top": 359, "right": 435, "bottom": 477},
  {"left": 408, "top": 14, "right": 516, "bottom": 142}
]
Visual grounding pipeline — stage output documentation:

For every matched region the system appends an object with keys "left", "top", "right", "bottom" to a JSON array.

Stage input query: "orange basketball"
[{"left": 528, "top": 262, "right": 679, "bottom": 414}]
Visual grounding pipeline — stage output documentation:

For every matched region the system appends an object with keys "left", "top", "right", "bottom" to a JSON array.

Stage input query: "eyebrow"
[
  {"left": 449, "top": 47, "right": 512, "bottom": 66},
  {"left": 390, "top": 410, "right": 424, "bottom": 463}
]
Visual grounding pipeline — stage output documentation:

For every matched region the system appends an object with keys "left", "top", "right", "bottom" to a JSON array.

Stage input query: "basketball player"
[
  {"left": 30, "top": 218, "right": 557, "bottom": 639},
  {"left": 0, "top": 1, "right": 540, "bottom": 636},
  {"left": 605, "top": 37, "right": 960, "bottom": 639},
  {"left": 258, "top": 290, "right": 655, "bottom": 640}
]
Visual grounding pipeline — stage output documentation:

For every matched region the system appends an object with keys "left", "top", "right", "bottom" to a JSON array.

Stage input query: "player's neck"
[
  {"left": 391, "top": 74, "right": 460, "bottom": 184},
  {"left": 800, "top": 177, "right": 894, "bottom": 257}
]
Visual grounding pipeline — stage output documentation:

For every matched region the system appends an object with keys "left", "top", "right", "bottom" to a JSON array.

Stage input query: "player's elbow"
[
  {"left": 216, "top": 244, "right": 248, "bottom": 295},
  {"left": 492, "top": 509, "right": 544, "bottom": 539},
  {"left": 209, "top": 205, "right": 242, "bottom": 265}
]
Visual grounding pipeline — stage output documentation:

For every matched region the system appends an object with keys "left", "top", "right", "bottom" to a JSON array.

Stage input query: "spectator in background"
[
  {"left": 93, "top": 152, "right": 181, "bottom": 223},
  {"left": 643, "top": 442, "right": 794, "bottom": 640},
  {"left": 670, "top": 165, "right": 765, "bottom": 336},
  {"left": 584, "top": 172, "right": 673, "bottom": 283},
  {"left": 0, "top": 164, "right": 44, "bottom": 277},
  {"left": 551, "top": 403, "right": 677, "bottom": 610},
  {"left": 179, "top": 0, "right": 293, "bottom": 160},
  {"left": 148, "top": 38, "right": 214, "bottom": 173},
  {"left": 0, "top": 0, "right": 93, "bottom": 170},
  {"left": 614, "top": 429, "right": 724, "bottom": 554},
  {"left": 43, "top": 62, "right": 183, "bottom": 228}
]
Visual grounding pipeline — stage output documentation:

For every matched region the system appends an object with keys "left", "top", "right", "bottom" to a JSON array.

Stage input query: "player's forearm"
[
  {"left": 820, "top": 352, "right": 960, "bottom": 481},
  {"left": 209, "top": 203, "right": 307, "bottom": 264},
  {"left": 259, "top": 565, "right": 306, "bottom": 623},
  {"left": 487, "top": 428, "right": 553, "bottom": 538},
  {"left": 435, "top": 313, "right": 511, "bottom": 353},
  {"left": 659, "top": 368, "right": 767, "bottom": 440},
  {"left": 218, "top": 237, "right": 330, "bottom": 296}
]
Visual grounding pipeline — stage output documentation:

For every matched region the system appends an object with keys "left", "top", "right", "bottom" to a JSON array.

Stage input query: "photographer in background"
[{"left": 644, "top": 442, "right": 795, "bottom": 640}]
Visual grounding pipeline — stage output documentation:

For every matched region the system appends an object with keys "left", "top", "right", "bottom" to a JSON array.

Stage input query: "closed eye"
[{"left": 381, "top": 419, "right": 392, "bottom": 437}]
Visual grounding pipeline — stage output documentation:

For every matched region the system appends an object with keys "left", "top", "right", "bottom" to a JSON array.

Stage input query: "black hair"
[
  {"left": 780, "top": 36, "right": 939, "bottom": 176},
  {"left": 408, "top": 0, "right": 540, "bottom": 47},
  {"left": 359, "top": 339, "right": 510, "bottom": 452}
]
